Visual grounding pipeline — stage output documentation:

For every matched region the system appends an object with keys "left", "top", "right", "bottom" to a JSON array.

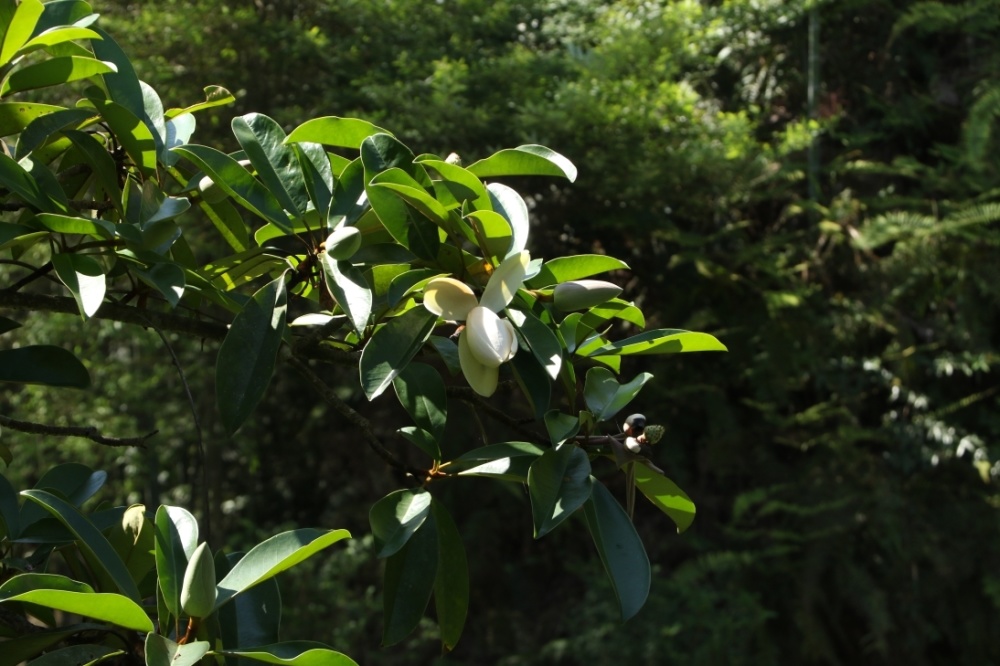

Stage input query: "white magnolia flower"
[{"left": 423, "top": 251, "right": 531, "bottom": 396}]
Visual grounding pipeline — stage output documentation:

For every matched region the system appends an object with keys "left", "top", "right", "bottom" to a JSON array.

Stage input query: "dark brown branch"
[
  {"left": 0, "top": 414, "right": 156, "bottom": 448},
  {"left": 288, "top": 354, "right": 425, "bottom": 479},
  {"left": 0, "top": 290, "right": 228, "bottom": 340}
]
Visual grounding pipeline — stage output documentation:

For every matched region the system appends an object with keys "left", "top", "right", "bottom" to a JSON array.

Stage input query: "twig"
[
  {"left": 0, "top": 415, "right": 156, "bottom": 448},
  {"left": 288, "top": 354, "right": 425, "bottom": 479},
  {"left": 446, "top": 385, "right": 544, "bottom": 442},
  {"left": 5, "top": 262, "right": 53, "bottom": 292}
]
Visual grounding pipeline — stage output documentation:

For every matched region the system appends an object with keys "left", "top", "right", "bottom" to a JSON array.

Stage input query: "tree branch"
[
  {"left": 446, "top": 385, "right": 545, "bottom": 442},
  {"left": 0, "top": 415, "right": 156, "bottom": 448}
]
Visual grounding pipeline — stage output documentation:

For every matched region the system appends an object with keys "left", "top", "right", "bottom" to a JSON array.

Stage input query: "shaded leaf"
[
  {"left": 369, "top": 489, "right": 432, "bottom": 558},
  {"left": 382, "top": 513, "right": 437, "bottom": 646},
  {"left": 432, "top": 500, "right": 468, "bottom": 652},
  {"left": 508, "top": 308, "right": 562, "bottom": 380},
  {"left": 233, "top": 113, "right": 309, "bottom": 217},
  {"left": 359, "top": 306, "right": 437, "bottom": 400},
  {"left": 51, "top": 253, "right": 105, "bottom": 318},
  {"left": 528, "top": 446, "right": 593, "bottom": 538},
  {"left": 583, "top": 482, "right": 650, "bottom": 621},
  {"left": 583, "top": 367, "right": 653, "bottom": 422},
  {"left": 393, "top": 362, "right": 447, "bottom": 442},
  {"left": 0, "top": 346, "right": 89, "bottom": 388}
]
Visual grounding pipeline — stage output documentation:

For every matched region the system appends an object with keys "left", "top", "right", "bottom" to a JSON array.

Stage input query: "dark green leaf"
[
  {"left": 583, "top": 367, "right": 652, "bottom": 422},
  {"left": 387, "top": 268, "right": 438, "bottom": 308},
  {"left": 369, "top": 489, "right": 432, "bottom": 558},
  {"left": 216, "top": 275, "right": 288, "bottom": 435},
  {"left": 320, "top": 255, "right": 371, "bottom": 337},
  {"left": 508, "top": 308, "right": 562, "bottom": 380},
  {"left": 51, "top": 252, "right": 105, "bottom": 318},
  {"left": 528, "top": 446, "right": 593, "bottom": 538},
  {"left": 583, "top": 482, "right": 650, "bottom": 621},
  {"left": 20, "top": 490, "right": 140, "bottom": 601},
  {"left": 0, "top": 152, "right": 64, "bottom": 212},
  {"left": 382, "top": 513, "right": 437, "bottom": 646},
  {"left": 294, "top": 142, "right": 333, "bottom": 220},
  {"left": 452, "top": 441, "right": 544, "bottom": 482},
  {"left": 91, "top": 99, "right": 158, "bottom": 177},
  {"left": 35, "top": 212, "right": 113, "bottom": 239},
  {"left": 154, "top": 505, "right": 198, "bottom": 619},
  {"left": 509, "top": 349, "right": 551, "bottom": 420},
  {"left": 24, "top": 645, "right": 121, "bottom": 666},
  {"left": 0, "top": 346, "right": 89, "bottom": 388},
  {"left": 15, "top": 108, "right": 94, "bottom": 160},
  {"left": 432, "top": 500, "right": 468, "bottom": 652},
  {"left": 89, "top": 27, "right": 145, "bottom": 119},
  {"left": 544, "top": 411, "right": 580, "bottom": 448},
  {"left": 0, "top": 102, "right": 62, "bottom": 138},
  {"left": 393, "top": 362, "right": 447, "bottom": 442},
  {"left": 233, "top": 113, "right": 309, "bottom": 217},
  {"left": 359, "top": 306, "right": 437, "bottom": 400},
  {"left": 397, "top": 426, "right": 441, "bottom": 461},
  {"left": 144, "top": 636, "right": 210, "bottom": 666},
  {"left": 0, "top": 473, "right": 19, "bottom": 539},
  {"left": 198, "top": 198, "right": 249, "bottom": 252},
  {"left": 0, "top": 314, "right": 19, "bottom": 335},
  {"left": 0, "top": 623, "right": 107, "bottom": 666}
]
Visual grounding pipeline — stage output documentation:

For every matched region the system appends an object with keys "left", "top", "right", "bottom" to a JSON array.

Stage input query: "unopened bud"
[
  {"left": 180, "top": 542, "right": 217, "bottom": 619},
  {"left": 552, "top": 280, "right": 622, "bottom": 312},
  {"left": 325, "top": 226, "right": 362, "bottom": 261}
]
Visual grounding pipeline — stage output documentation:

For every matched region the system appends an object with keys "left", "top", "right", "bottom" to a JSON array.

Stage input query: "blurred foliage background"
[{"left": 4, "top": 0, "right": 1000, "bottom": 663}]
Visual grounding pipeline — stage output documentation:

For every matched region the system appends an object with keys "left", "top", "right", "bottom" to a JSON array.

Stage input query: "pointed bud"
[
  {"left": 552, "top": 280, "right": 622, "bottom": 312},
  {"left": 325, "top": 226, "right": 362, "bottom": 261},
  {"left": 180, "top": 542, "right": 217, "bottom": 619}
]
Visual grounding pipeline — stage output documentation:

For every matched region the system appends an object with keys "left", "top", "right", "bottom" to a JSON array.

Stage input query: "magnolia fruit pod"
[
  {"left": 325, "top": 226, "right": 363, "bottom": 261},
  {"left": 180, "top": 541, "right": 217, "bottom": 619},
  {"left": 552, "top": 279, "right": 622, "bottom": 312}
]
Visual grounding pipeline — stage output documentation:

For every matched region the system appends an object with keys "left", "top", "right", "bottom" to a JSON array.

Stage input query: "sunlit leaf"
[
  {"left": 369, "top": 489, "right": 432, "bottom": 559},
  {"left": 467, "top": 145, "right": 577, "bottom": 182},
  {"left": 0, "top": 589, "right": 152, "bottom": 632},
  {"left": 588, "top": 329, "right": 728, "bottom": 356},
  {"left": 633, "top": 462, "right": 696, "bottom": 533},
  {"left": 359, "top": 306, "right": 437, "bottom": 400}
]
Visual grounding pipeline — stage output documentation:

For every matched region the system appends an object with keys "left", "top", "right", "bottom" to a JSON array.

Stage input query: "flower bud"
[
  {"left": 552, "top": 280, "right": 622, "bottom": 312},
  {"left": 325, "top": 226, "right": 362, "bottom": 261},
  {"left": 180, "top": 542, "right": 217, "bottom": 619}
]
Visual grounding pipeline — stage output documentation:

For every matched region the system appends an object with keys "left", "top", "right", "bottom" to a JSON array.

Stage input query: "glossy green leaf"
[
  {"left": 230, "top": 563, "right": 282, "bottom": 648},
  {"left": 199, "top": 198, "right": 249, "bottom": 252},
  {"left": 544, "top": 411, "right": 580, "bottom": 448},
  {"left": 432, "top": 500, "right": 468, "bottom": 652},
  {"left": 286, "top": 116, "right": 392, "bottom": 149},
  {"left": 583, "top": 367, "right": 652, "bottom": 422},
  {"left": 528, "top": 445, "right": 593, "bottom": 538},
  {"left": 382, "top": 513, "right": 437, "bottom": 646},
  {"left": 486, "top": 183, "right": 529, "bottom": 258},
  {"left": 91, "top": 99, "right": 158, "bottom": 177},
  {"left": 328, "top": 157, "right": 367, "bottom": 227},
  {"left": 387, "top": 268, "right": 438, "bottom": 307},
  {"left": 526, "top": 255, "right": 630, "bottom": 289},
  {"left": 51, "top": 253, "right": 105, "bottom": 318},
  {"left": 16, "top": 26, "right": 100, "bottom": 58},
  {"left": 0, "top": 573, "right": 92, "bottom": 597},
  {"left": 464, "top": 209, "right": 513, "bottom": 261},
  {"left": 154, "top": 505, "right": 197, "bottom": 619},
  {"left": 137, "top": 80, "right": 166, "bottom": 154},
  {"left": 217, "top": 642, "right": 357, "bottom": 666},
  {"left": 25, "top": 645, "right": 121, "bottom": 666},
  {"left": 0, "top": 623, "right": 107, "bottom": 666},
  {"left": 320, "top": 254, "right": 371, "bottom": 336},
  {"left": 579, "top": 298, "right": 646, "bottom": 330},
  {"left": 634, "top": 462, "right": 696, "bottom": 533},
  {"left": 0, "top": 589, "right": 152, "bottom": 632},
  {"left": 417, "top": 158, "right": 491, "bottom": 210},
  {"left": 293, "top": 142, "right": 333, "bottom": 219},
  {"left": 161, "top": 112, "right": 195, "bottom": 165},
  {"left": 20, "top": 490, "right": 140, "bottom": 601},
  {"left": 89, "top": 27, "right": 145, "bottom": 119},
  {"left": 590, "top": 329, "right": 728, "bottom": 356},
  {"left": 133, "top": 262, "right": 185, "bottom": 307},
  {"left": 452, "top": 441, "right": 544, "bottom": 482},
  {"left": 393, "top": 362, "right": 447, "bottom": 442},
  {"left": 31, "top": 463, "right": 106, "bottom": 507},
  {"left": 173, "top": 144, "right": 292, "bottom": 233},
  {"left": 0, "top": 152, "right": 63, "bottom": 212},
  {"left": 15, "top": 108, "right": 94, "bottom": 160},
  {"left": 467, "top": 144, "right": 577, "bottom": 182},
  {"left": 0, "top": 0, "right": 43, "bottom": 66},
  {"left": 369, "top": 488, "right": 432, "bottom": 558},
  {"left": 144, "top": 636, "right": 210, "bottom": 666},
  {"left": 0, "top": 102, "right": 62, "bottom": 137},
  {"left": 397, "top": 426, "right": 441, "bottom": 461},
  {"left": 509, "top": 348, "right": 552, "bottom": 420},
  {"left": 1, "top": 56, "right": 113, "bottom": 95},
  {"left": 215, "top": 528, "right": 350, "bottom": 609},
  {"left": 370, "top": 168, "right": 450, "bottom": 226},
  {"left": 61, "top": 130, "right": 122, "bottom": 213},
  {"left": 35, "top": 213, "right": 113, "bottom": 239},
  {"left": 34, "top": 1, "right": 96, "bottom": 33},
  {"left": 0, "top": 345, "right": 89, "bottom": 388},
  {"left": 583, "top": 481, "right": 650, "bottom": 621},
  {"left": 165, "top": 85, "right": 235, "bottom": 118},
  {"left": 359, "top": 306, "right": 437, "bottom": 400},
  {"left": 233, "top": 113, "right": 309, "bottom": 217},
  {"left": 508, "top": 308, "right": 562, "bottom": 380},
  {"left": 216, "top": 275, "right": 287, "bottom": 435}
]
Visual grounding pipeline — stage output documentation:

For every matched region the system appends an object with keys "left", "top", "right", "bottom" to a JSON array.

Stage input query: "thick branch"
[
  {"left": 0, "top": 290, "right": 228, "bottom": 340},
  {"left": 288, "top": 355, "right": 425, "bottom": 479},
  {"left": 0, "top": 415, "right": 156, "bottom": 448}
]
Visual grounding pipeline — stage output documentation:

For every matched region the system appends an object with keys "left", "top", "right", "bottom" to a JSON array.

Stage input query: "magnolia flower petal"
[
  {"left": 500, "top": 318, "right": 518, "bottom": 362},
  {"left": 459, "top": 329, "right": 500, "bottom": 397},
  {"left": 423, "top": 277, "right": 478, "bottom": 320},
  {"left": 466, "top": 306, "right": 515, "bottom": 368},
  {"left": 480, "top": 250, "right": 530, "bottom": 313}
]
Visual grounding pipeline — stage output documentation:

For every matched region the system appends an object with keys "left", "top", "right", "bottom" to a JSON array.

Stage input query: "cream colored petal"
[
  {"left": 480, "top": 250, "right": 530, "bottom": 313},
  {"left": 499, "top": 318, "right": 518, "bottom": 362},
  {"left": 466, "top": 306, "right": 515, "bottom": 368},
  {"left": 459, "top": 329, "right": 499, "bottom": 397},
  {"left": 423, "top": 277, "right": 478, "bottom": 320}
]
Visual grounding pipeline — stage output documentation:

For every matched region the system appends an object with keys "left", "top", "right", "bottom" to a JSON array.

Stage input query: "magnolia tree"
[{"left": 0, "top": 2, "right": 726, "bottom": 663}]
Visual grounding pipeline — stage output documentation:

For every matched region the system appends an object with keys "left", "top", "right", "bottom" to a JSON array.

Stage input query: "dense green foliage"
[{"left": 3, "top": 0, "right": 1000, "bottom": 664}]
